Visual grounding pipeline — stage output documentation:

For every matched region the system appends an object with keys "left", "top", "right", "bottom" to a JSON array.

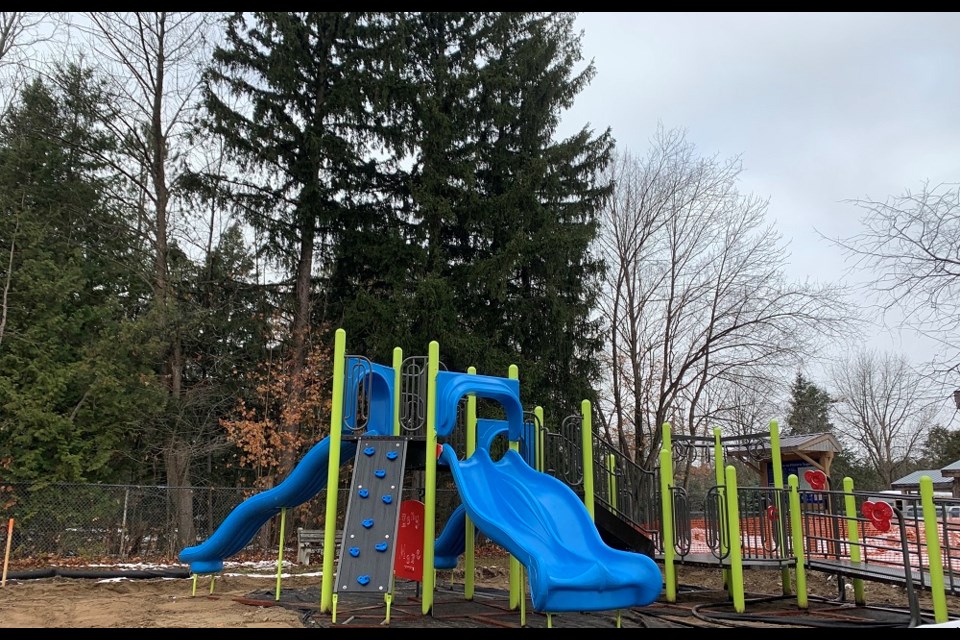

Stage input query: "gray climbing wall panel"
[{"left": 335, "top": 436, "right": 408, "bottom": 595}]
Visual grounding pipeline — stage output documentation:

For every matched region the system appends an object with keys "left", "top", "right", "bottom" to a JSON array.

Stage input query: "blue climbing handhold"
[
  {"left": 386, "top": 451, "right": 398, "bottom": 460},
  {"left": 381, "top": 495, "right": 393, "bottom": 505},
  {"left": 362, "top": 518, "right": 374, "bottom": 529},
  {"left": 374, "top": 469, "right": 386, "bottom": 478},
  {"left": 375, "top": 542, "right": 388, "bottom": 552},
  {"left": 358, "top": 488, "right": 369, "bottom": 499},
  {"left": 364, "top": 446, "right": 375, "bottom": 456},
  {"left": 349, "top": 546, "right": 360, "bottom": 558},
  {"left": 357, "top": 575, "right": 371, "bottom": 586}
]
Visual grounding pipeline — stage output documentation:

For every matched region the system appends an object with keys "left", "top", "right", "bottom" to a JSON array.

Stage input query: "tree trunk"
[
  {"left": 280, "top": 219, "right": 315, "bottom": 476},
  {"left": 164, "top": 439, "right": 194, "bottom": 553}
]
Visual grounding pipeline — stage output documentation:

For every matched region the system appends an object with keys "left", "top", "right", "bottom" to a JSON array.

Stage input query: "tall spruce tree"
[
  {"left": 203, "top": 12, "right": 612, "bottom": 433},
  {"left": 200, "top": 12, "right": 400, "bottom": 475},
  {"left": 784, "top": 371, "right": 835, "bottom": 436},
  {"left": 390, "top": 12, "right": 611, "bottom": 417}
]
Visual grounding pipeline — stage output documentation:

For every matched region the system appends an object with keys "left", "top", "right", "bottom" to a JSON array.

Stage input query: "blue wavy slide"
[
  {"left": 438, "top": 444, "right": 663, "bottom": 612},
  {"left": 434, "top": 504, "right": 478, "bottom": 570},
  {"left": 179, "top": 436, "right": 357, "bottom": 574}
]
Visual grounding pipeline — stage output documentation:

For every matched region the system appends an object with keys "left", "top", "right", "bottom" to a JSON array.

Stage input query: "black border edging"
[{"left": 3, "top": 567, "right": 191, "bottom": 580}]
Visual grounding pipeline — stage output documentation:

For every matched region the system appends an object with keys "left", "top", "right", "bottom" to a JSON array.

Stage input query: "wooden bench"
[{"left": 296, "top": 528, "right": 342, "bottom": 565}]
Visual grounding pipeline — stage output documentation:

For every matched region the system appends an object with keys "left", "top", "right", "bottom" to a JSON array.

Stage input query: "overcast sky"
[{"left": 558, "top": 12, "right": 960, "bottom": 379}]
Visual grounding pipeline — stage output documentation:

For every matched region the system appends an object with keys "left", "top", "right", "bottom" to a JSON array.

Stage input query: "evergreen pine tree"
[
  {"left": 784, "top": 371, "right": 835, "bottom": 436},
  {"left": 0, "top": 67, "right": 163, "bottom": 483}
]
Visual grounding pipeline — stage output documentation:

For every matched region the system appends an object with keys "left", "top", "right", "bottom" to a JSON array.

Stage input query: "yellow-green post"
[
  {"left": 725, "top": 465, "right": 745, "bottom": 613},
  {"left": 769, "top": 420, "right": 791, "bottom": 596},
  {"left": 582, "top": 400, "right": 595, "bottom": 520},
  {"left": 788, "top": 475, "right": 807, "bottom": 609},
  {"left": 535, "top": 406, "right": 545, "bottom": 473},
  {"left": 606, "top": 454, "right": 618, "bottom": 510},
  {"left": 713, "top": 427, "right": 730, "bottom": 590},
  {"left": 920, "top": 476, "right": 948, "bottom": 623},
  {"left": 842, "top": 477, "right": 865, "bottom": 605},
  {"left": 464, "top": 366, "right": 478, "bottom": 600},
  {"left": 422, "top": 341, "right": 440, "bottom": 615},
  {"left": 508, "top": 364, "right": 522, "bottom": 610},
  {"left": 320, "top": 328, "right": 346, "bottom": 613},
  {"left": 659, "top": 447, "right": 676, "bottom": 603},
  {"left": 275, "top": 507, "right": 287, "bottom": 601},
  {"left": 392, "top": 347, "right": 402, "bottom": 436}
]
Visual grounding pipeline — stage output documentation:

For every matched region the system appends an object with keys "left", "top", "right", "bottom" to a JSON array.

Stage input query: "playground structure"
[
  {"left": 179, "top": 328, "right": 960, "bottom": 627},
  {"left": 179, "top": 329, "right": 663, "bottom": 626}
]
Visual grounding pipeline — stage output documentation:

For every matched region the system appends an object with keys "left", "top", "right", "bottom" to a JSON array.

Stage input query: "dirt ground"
[{"left": 1, "top": 552, "right": 957, "bottom": 628}]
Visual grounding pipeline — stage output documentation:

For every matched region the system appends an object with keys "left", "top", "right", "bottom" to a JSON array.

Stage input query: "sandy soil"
[{"left": 1, "top": 555, "right": 957, "bottom": 628}]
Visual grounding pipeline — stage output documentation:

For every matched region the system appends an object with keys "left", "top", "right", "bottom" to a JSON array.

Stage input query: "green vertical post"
[
  {"left": 842, "top": 477, "right": 865, "bottom": 605},
  {"left": 769, "top": 420, "right": 791, "bottom": 596},
  {"left": 661, "top": 422, "right": 676, "bottom": 601},
  {"left": 582, "top": 400, "right": 595, "bottom": 520},
  {"left": 422, "top": 341, "right": 440, "bottom": 615},
  {"left": 606, "top": 454, "right": 618, "bottom": 510},
  {"left": 713, "top": 427, "right": 730, "bottom": 590},
  {"left": 725, "top": 465, "right": 745, "bottom": 613},
  {"left": 659, "top": 447, "right": 676, "bottom": 603},
  {"left": 464, "top": 366, "right": 478, "bottom": 600},
  {"left": 508, "top": 364, "right": 522, "bottom": 610},
  {"left": 320, "top": 328, "right": 346, "bottom": 613},
  {"left": 275, "top": 507, "right": 287, "bottom": 601},
  {"left": 392, "top": 347, "right": 402, "bottom": 436},
  {"left": 535, "top": 405, "right": 545, "bottom": 473},
  {"left": 787, "top": 475, "right": 808, "bottom": 609},
  {"left": 920, "top": 476, "right": 948, "bottom": 623}
]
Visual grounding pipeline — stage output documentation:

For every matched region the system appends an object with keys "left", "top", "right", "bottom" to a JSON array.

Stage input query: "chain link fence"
[{"left": 0, "top": 481, "right": 461, "bottom": 564}]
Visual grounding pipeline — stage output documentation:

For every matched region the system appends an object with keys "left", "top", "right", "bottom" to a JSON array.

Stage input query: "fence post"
[
  {"left": 508, "top": 364, "right": 522, "bottom": 611},
  {"left": 606, "top": 454, "right": 617, "bottom": 510},
  {"left": 321, "top": 328, "right": 347, "bottom": 613},
  {"left": 769, "top": 420, "right": 791, "bottom": 596},
  {"left": 119, "top": 487, "right": 130, "bottom": 558},
  {"left": 464, "top": 365, "right": 477, "bottom": 601},
  {"left": 842, "top": 477, "right": 865, "bottom": 605},
  {"left": 658, "top": 446, "right": 675, "bottom": 603},
  {"left": 581, "top": 400, "right": 595, "bottom": 520},
  {"left": 2, "top": 518, "right": 13, "bottom": 587},
  {"left": 788, "top": 475, "right": 807, "bottom": 609},
  {"left": 725, "top": 465, "right": 745, "bottom": 613},
  {"left": 275, "top": 507, "right": 287, "bottom": 601},
  {"left": 920, "top": 476, "right": 948, "bottom": 623}
]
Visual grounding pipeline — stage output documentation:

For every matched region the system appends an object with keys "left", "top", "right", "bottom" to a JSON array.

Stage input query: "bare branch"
[
  {"left": 830, "top": 348, "right": 937, "bottom": 485},
  {"left": 597, "top": 125, "right": 859, "bottom": 468}
]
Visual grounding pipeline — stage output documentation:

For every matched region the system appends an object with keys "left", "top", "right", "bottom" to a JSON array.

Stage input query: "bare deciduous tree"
[
  {"left": 830, "top": 348, "right": 935, "bottom": 487},
  {"left": 833, "top": 181, "right": 960, "bottom": 382},
  {"left": 75, "top": 11, "right": 218, "bottom": 548},
  {"left": 596, "top": 126, "right": 855, "bottom": 469},
  {"left": 0, "top": 12, "right": 63, "bottom": 112}
]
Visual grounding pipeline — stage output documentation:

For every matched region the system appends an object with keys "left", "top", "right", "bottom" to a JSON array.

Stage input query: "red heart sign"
[
  {"left": 804, "top": 469, "right": 827, "bottom": 490},
  {"left": 861, "top": 501, "right": 892, "bottom": 532}
]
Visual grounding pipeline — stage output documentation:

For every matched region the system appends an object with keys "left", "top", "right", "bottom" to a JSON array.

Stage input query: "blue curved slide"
[
  {"left": 435, "top": 503, "right": 481, "bottom": 570},
  {"left": 179, "top": 436, "right": 356, "bottom": 574},
  {"left": 438, "top": 444, "right": 662, "bottom": 612}
]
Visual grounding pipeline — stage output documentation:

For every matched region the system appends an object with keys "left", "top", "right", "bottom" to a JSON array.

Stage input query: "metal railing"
[{"left": 795, "top": 487, "right": 960, "bottom": 595}]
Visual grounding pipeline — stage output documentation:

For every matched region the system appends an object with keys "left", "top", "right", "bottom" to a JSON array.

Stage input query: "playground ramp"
[
  {"left": 178, "top": 435, "right": 357, "bottom": 574},
  {"left": 438, "top": 443, "right": 662, "bottom": 612}
]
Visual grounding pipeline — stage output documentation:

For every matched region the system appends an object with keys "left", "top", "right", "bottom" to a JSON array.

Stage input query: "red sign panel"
[{"left": 393, "top": 500, "right": 425, "bottom": 582}]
